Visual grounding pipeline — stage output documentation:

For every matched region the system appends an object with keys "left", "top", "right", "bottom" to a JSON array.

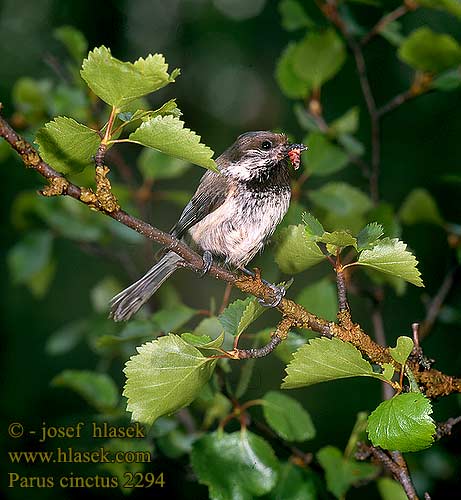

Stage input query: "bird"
[{"left": 109, "top": 131, "right": 307, "bottom": 321}]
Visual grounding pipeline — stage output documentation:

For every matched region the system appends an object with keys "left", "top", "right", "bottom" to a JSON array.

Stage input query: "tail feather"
[{"left": 110, "top": 252, "right": 182, "bottom": 321}]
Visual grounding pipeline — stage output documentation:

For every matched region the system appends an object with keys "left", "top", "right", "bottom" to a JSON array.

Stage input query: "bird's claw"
[
  {"left": 258, "top": 283, "right": 286, "bottom": 308},
  {"left": 200, "top": 250, "right": 213, "bottom": 277}
]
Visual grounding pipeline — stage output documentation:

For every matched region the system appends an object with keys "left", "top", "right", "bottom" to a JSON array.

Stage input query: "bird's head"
[{"left": 218, "top": 131, "right": 307, "bottom": 183}]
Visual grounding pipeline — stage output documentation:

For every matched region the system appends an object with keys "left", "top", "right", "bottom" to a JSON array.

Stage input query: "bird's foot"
[
  {"left": 242, "top": 268, "right": 288, "bottom": 308},
  {"left": 258, "top": 282, "right": 286, "bottom": 308},
  {"left": 200, "top": 250, "right": 213, "bottom": 277}
]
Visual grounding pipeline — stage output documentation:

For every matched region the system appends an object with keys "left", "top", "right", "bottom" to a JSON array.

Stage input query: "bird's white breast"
[{"left": 189, "top": 187, "right": 290, "bottom": 268}]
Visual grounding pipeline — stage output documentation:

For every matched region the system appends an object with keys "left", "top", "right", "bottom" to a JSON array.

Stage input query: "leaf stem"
[{"left": 101, "top": 105, "right": 118, "bottom": 146}]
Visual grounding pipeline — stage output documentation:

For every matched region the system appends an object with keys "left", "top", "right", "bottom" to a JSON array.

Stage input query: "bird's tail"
[{"left": 109, "top": 252, "right": 182, "bottom": 321}]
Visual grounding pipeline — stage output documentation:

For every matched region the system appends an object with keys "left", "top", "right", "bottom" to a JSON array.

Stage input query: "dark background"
[{"left": 1, "top": 0, "right": 460, "bottom": 499}]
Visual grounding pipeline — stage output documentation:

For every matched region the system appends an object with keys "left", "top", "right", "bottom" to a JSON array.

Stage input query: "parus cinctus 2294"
[{"left": 110, "top": 131, "right": 307, "bottom": 321}]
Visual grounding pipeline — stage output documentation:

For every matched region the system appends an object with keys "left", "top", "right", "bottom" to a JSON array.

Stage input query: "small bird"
[{"left": 110, "top": 131, "right": 307, "bottom": 321}]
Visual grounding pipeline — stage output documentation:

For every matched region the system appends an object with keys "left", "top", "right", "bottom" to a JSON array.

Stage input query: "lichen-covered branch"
[{"left": 1, "top": 110, "right": 460, "bottom": 396}]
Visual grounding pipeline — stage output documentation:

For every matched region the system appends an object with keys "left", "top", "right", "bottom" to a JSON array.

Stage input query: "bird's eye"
[{"left": 261, "top": 140, "right": 272, "bottom": 150}]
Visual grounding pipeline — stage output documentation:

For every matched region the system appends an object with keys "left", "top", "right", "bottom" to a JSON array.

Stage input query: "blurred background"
[{"left": 1, "top": 0, "right": 461, "bottom": 499}]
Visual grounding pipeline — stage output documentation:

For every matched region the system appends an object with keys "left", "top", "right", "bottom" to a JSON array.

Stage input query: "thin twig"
[
  {"left": 319, "top": 1, "right": 380, "bottom": 203},
  {"left": 436, "top": 416, "right": 461, "bottom": 440},
  {"left": 357, "top": 443, "right": 419, "bottom": 500},
  {"left": 336, "top": 267, "right": 349, "bottom": 312},
  {"left": 419, "top": 267, "right": 457, "bottom": 340},
  {"left": 361, "top": 3, "right": 414, "bottom": 46},
  {"left": 219, "top": 282, "right": 233, "bottom": 314},
  {"left": 377, "top": 89, "right": 415, "bottom": 117}
]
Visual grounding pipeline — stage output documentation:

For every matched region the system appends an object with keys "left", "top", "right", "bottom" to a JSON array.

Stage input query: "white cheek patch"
[{"left": 224, "top": 150, "right": 267, "bottom": 182}]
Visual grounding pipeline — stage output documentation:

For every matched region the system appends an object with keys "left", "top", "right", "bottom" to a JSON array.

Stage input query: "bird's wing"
[{"left": 170, "top": 171, "right": 229, "bottom": 239}]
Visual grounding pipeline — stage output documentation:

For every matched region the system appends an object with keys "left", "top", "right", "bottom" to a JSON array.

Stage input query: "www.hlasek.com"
[{"left": 8, "top": 448, "right": 163, "bottom": 489}]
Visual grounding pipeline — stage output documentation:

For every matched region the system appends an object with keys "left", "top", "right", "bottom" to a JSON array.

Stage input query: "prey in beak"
[{"left": 287, "top": 143, "right": 308, "bottom": 170}]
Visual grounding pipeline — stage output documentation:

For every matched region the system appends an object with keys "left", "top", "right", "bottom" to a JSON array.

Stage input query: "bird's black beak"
[
  {"left": 288, "top": 143, "right": 308, "bottom": 153},
  {"left": 287, "top": 143, "right": 308, "bottom": 170}
]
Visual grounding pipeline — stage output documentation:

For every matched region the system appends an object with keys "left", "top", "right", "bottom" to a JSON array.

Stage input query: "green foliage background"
[{"left": 1, "top": 1, "right": 461, "bottom": 499}]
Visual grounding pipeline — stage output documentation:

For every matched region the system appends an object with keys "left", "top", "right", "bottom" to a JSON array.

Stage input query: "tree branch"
[
  {"left": 1, "top": 110, "right": 461, "bottom": 393},
  {"left": 357, "top": 444, "right": 420, "bottom": 500}
]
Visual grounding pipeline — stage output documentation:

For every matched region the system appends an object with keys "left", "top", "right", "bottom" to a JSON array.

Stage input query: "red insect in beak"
[{"left": 287, "top": 143, "right": 308, "bottom": 170}]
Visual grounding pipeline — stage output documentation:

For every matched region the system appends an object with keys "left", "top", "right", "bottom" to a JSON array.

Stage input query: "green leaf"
[
  {"left": 80, "top": 46, "right": 178, "bottom": 108},
  {"left": 377, "top": 477, "right": 408, "bottom": 500},
  {"left": 398, "top": 27, "right": 461, "bottom": 73},
  {"left": 367, "top": 393, "right": 436, "bottom": 452},
  {"left": 54, "top": 26, "right": 88, "bottom": 63},
  {"left": 191, "top": 430, "right": 279, "bottom": 500},
  {"left": 35, "top": 116, "right": 101, "bottom": 174},
  {"left": 337, "top": 133, "right": 365, "bottom": 156},
  {"left": 302, "top": 212, "right": 325, "bottom": 237},
  {"left": 368, "top": 202, "right": 402, "bottom": 238},
  {"left": 278, "top": 0, "right": 313, "bottom": 31},
  {"left": 267, "top": 463, "right": 317, "bottom": 500},
  {"left": 357, "top": 222, "right": 384, "bottom": 250},
  {"left": 308, "top": 182, "right": 373, "bottom": 217},
  {"left": 293, "top": 29, "right": 346, "bottom": 88},
  {"left": 181, "top": 333, "right": 212, "bottom": 345},
  {"left": 344, "top": 411, "right": 369, "bottom": 457},
  {"left": 366, "top": 269, "right": 407, "bottom": 296},
  {"left": 382, "top": 363, "right": 395, "bottom": 381},
  {"left": 157, "top": 428, "right": 196, "bottom": 459},
  {"left": 399, "top": 188, "right": 444, "bottom": 226},
  {"left": 418, "top": 0, "right": 461, "bottom": 19},
  {"left": 283, "top": 337, "right": 384, "bottom": 389},
  {"left": 99, "top": 438, "right": 153, "bottom": 490},
  {"left": 275, "top": 225, "right": 324, "bottom": 274},
  {"left": 318, "top": 230, "right": 357, "bottom": 250},
  {"left": 202, "top": 393, "right": 233, "bottom": 429},
  {"left": 152, "top": 98, "right": 182, "bottom": 118},
  {"left": 389, "top": 336, "right": 414, "bottom": 365},
  {"left": 317, "top": 446, "right": 378, "bottom": 499},
  {"left": 27, "top": 260, "right": 56, "bottom": 299},
  {"left": 329, "top": 107, "right": 359, "bottom": 136},
  {"left": 219, "top": 297, "right": 265, "bottom": 337},
  {"left": 431, "top": 67, "right": 461, "bottom": 91},
  {"left": 8, "top": 230, "right": 53, "bottom": 286},
  {"left": 296, "top": 278, "right": 338, "bottom": 321},
  {"left": 263, "top": 391, "right": 316, "bottom": 442},
  {"left": 194, "top": 317, "right": 224, "bottom": 338},
  {"left": 51, "top": 370, "right": 119, "bottom": 412},
  {"left": 183, "top": 332, "right": 225, "bottom": 353},
  {"left": 0, "top": 138, "right": 11, "bottom": 161},
  {"left": 12, "top": 77, "right": 51, "bottom": 121},
  {"left": 276, "top": 43, "right": 311, "bottom": 99},
  {"left": 354, "top": 237, "right": 424, "bottom": 287},
  {"left": 150, "top": 304, "right": 196, "bottom": 333},
  {"left": 380, "top": 21, "right": 405, "bottom": 47},
  {"left": 123, "top": 335, "right": 216, "bottom": 425},
  {"left": 90, "top": 277, "right": 121, "bottom": 313},
  {"left": 128, "top": 115, "right": 217, "bottom": 171},
  {"left": 293, "top": 103, "right": 321, "bottom": 132},
  {"left": 305, "top": 132, "right": 349, "bottom": 176},
  {"left": 137, "top": 148, "right": 190, "bottom": 180},
  {"left": 45, "top": 319, "right": 88, "bottom": 355}
]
